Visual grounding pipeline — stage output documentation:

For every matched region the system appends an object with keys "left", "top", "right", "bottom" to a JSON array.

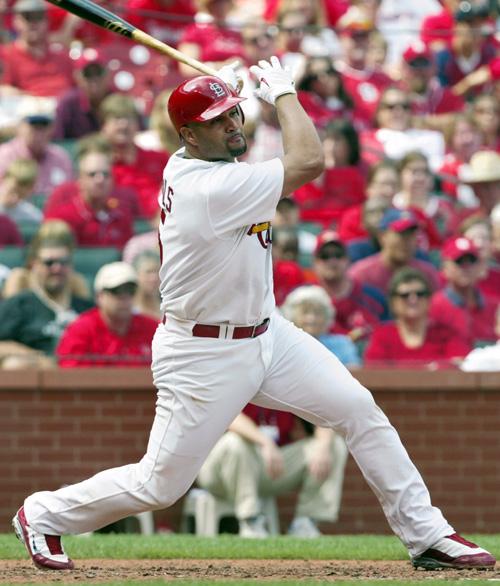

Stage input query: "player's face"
[{"left": 184, "top": 108, "right": 247, "bottom": 161}]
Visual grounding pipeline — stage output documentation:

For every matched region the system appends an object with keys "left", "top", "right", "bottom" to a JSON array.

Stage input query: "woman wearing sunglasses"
[{"left": 364, "top": 266, "right": 470, "bottom": 368}]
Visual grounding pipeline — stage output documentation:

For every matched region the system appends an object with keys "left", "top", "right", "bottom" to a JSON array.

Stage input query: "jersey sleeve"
[{"left": 206, "top": 158, "right": 284, "bottom": 236}]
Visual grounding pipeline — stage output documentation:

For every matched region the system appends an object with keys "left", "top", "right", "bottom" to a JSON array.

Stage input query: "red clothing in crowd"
[
  {"left": 420, "top": 9, "right": 453, "bottom": 49},
  {"left": 179, "top": 21, "right": 245, "bottom": 63},
  {"left": 478, "top": 266, "right": 500, "bottom": 303},
  {"left": 364, "top": 320, "right": 471, "bottom": 367},
  {"left": 293, "top": 167, "right": 366, "bottom": 228},
  {"left": 44, "top": 184, "right": 134, "bottom": 249},
  {"left": 263, "top": 0, "right": 349, "bottom": 25},
  {"left": 1, "top": 42, "right": 74, "bottom": 97},
  {"left": 348, "top": 253, "right": 442, "bottom": 295},
  {"left": 124, "top": 0, "right": 195, "bottom": 46},
  {"left": 337, "top": 65, "right": 392, "bottom": 129},
  {"left": 338, "top": 205, "right": 367, "bottom": 242},
  {"left": 297, "top": 91, "right": 351, "bottom": 129},
  {"left": 242, "top": 404, "right": 297, "bottom": 447},
  {"left": 0, "top": 214, "right": 23, "bottom": 246},
  {"left": 57, "top": 307, "right": 158, "bottom": 367},
  {"left": 429, "top": 287, "right": 498, "bottom": 346},
  {"left": 273, "top": 259, "right": 305, "bottom": 306},
  {"left": 112, "top": 147, "right": 168, "bottom": 219},
  {"left": 402, "top": 78, "right": 465, "bottom": 118}
]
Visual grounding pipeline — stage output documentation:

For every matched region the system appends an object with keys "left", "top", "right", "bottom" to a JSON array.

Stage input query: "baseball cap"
[
  {"left": 379, "top": 208, "right": 419, "bottom": 232},
  {"left": 442, "top": 236, "right": 479, "bottom": 261},
  {"left": 458, "top": 151, "right": 500, "bottom": 183},
  {"left": 402, "top": 41, "right": 433, "bottom": 66},
  {"left": 94, "top": 262, "right": 138, "bottom": 292},
  {"left": 13, "top": 0, "right": 46, "bottom": 12},
  {"left": 74, "top": 48, "right": 106, "bottom": 72},
  {"left": 314, "top": 230, "right": 345, "bottom": 255},
  {"left": 18, "top": 97, "right": 55, "bottom": 124},
  {"left": 337, "top": 6, "right": 374, "bottom": 36}
]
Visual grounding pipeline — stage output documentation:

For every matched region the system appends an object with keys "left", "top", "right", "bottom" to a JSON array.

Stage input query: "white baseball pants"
[{"left": 24, "top": 312, "right": 453, "bottom": 556}]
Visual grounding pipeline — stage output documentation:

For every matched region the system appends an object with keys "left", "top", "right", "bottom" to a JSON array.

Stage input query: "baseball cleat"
[
  {"left": 412, "top": 533, "right": 496, "bottom": 570},
  {"left": 12, "top": 506, "right": 74, "bottom": 570}
]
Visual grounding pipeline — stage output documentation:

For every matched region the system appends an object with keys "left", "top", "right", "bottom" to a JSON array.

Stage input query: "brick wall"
[{"left": 1, "top": 369, "right": 499, "bottom": 534}]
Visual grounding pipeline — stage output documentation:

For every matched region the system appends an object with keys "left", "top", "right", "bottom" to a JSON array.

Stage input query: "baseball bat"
[{"left": 44, "top": 0, "right": 218, "bottom": 76}]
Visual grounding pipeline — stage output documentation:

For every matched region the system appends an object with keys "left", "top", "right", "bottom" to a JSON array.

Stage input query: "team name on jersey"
[{"left": 247, "top": 222, "right": 272, "bottom": 249}]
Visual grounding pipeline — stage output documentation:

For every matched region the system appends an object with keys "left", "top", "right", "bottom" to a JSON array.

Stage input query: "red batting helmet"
[{"left": 168, "top": 76, "right": 246, "bottom": 133}]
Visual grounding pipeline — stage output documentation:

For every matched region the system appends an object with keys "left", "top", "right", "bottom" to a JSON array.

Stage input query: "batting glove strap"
[{"left": 249, "top": 56, "right": 296, "bottom": 106}]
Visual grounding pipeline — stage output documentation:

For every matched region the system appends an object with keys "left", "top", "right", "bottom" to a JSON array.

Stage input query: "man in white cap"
[{"left": 56, "top": 261, "right": 158, "bottom": 367}]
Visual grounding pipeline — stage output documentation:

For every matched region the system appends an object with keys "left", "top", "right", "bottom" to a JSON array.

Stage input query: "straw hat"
[{"left": 459, "top": 151, "right": 500, "bottom": 183}]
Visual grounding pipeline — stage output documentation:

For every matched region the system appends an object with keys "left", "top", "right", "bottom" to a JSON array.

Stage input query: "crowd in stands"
[{"left": 0, "top": 0, "right": 499, "bottom": 372}]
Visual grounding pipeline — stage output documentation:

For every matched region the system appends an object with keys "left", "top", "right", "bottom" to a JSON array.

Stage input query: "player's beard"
[{"left": 226, "top": 133, "right": 247, "bottom": 158}]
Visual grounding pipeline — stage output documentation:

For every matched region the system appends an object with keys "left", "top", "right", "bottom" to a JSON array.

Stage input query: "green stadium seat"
[
  {"left": 297, "top": 222, "right": 322, "bottom": 235},
  {"left": 73, "top": 246, "right": 121, "bottom": 291},
  {"left": 133, "top": 219, "right": 153, "bottom": 235},
  {"left": 298, "top": 251, "right": 313, "bottom": 268},
  {"left": 0, "top": 246, "right": 26, "bottom": 269},
  {"left": 54, "top": 139, "right": 79, "bottom": 165},
  {"left": 30, "top": 193, "right": 46, "bottom": 212},
  {"left": 17, "top": 221, "right": 41, "bottom": 244}
]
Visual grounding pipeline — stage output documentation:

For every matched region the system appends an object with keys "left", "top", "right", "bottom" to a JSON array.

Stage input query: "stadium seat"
[
  {"left": 0, "top": 246, "right": 26, "bottom": 269},
  {"left": 17, "top": 221, "right": 41, "bottom": 244},
  {"left": 180, "top": 488, "right": 279, "bottom": 536},
  {"left": 133, "top": 219, "right": 153, "bottom": 235},
  {"left": 73, "top": 246, "right": 121, "bottom": 290}
]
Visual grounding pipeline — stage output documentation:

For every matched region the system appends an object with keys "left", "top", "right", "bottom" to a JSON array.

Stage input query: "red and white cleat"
[
  {"left": 412, "top": 533, "right": 496, "bottom": 570},
  {"left": 12, "top": 506, "right": 74, "bottom": 571}
]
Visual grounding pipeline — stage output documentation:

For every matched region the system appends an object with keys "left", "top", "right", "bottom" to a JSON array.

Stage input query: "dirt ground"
[{"left": 1, "top": 559, "right": 499, "bottom": 583}]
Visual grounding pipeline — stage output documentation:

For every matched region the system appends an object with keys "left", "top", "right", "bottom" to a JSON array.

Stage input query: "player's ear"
[{"left": 179, "top": 126, "right": 198, "bottom": 148}]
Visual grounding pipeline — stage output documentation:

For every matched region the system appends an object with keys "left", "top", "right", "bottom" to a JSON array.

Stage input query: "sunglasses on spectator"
[
  {"left": 38, "top": 257, "right": 71, "bottom": 268},
  {"left": 245, "top": 32, "right": 275, "bottom": 44},
  {"left": 382, "top": 102, "right": 411, "bottom": 111},
  {"left": 392, "top": 289, "right": 430, "bottom": 300},
  {"left": 317, "top": 249, "right": 346, "bottom": 260},
  {"left": 282, "top": 26, "right": 306, "bottom": 34},
  {"left": 19, "top": 11, "right": 46, "bottom": 22},
  {"left": 84, "top": 170, "right": 111, "bottom": 178},
  {"left": 408, "top": 57, "right": 431, "bottom": 68},
  {"left": 104, "top": 283, "right": 138, "bottom": 296},
  {"left": 454, "top": 254, "right": 478, "bottom": 266}
]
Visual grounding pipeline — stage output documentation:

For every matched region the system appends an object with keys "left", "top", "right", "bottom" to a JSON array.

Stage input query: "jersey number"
[{"left": 161, "top": 180, "right": 174, "bottom": 215}]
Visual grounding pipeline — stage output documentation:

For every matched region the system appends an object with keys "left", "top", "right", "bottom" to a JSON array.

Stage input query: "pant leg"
[
  {"left": 197, "top": 431, "right": 264, "bottom": 520},
  {"left": 25, "top": 326, "right": 266, "bottom": 535},
  {"left": 253, "top": 313, "right": 453, "bottom": 557}
]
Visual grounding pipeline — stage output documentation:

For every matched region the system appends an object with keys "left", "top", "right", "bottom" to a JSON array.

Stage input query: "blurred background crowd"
[{"left": 0, "top": 0, "right": 499, "bottom": 371}]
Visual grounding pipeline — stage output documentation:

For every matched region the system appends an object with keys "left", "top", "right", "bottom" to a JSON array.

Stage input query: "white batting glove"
[
  {"left": 217, "top": 61, "right": 243, "bottom": 94},
  {"left": 249, "top": 56, "right": 296, "bottom": 106}
]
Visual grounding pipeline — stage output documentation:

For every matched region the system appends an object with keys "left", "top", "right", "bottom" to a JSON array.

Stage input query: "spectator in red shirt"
[
  {"left": 53, "top": 50, "right": 112, "bottom": 141},
  {"left": 334, "top": 6, "right": 392, "bottom": 129},
  {"left": 293, "top": 119, "right": 365, "bottom": 228},
  {"left": 435, "top": 3, "right": 497, "bottom": 89},
  {"left": 0, "top": 0, "right": 74, "bottom": 98},
  {"left": 44, "top": 137, "right": 134, "bottom": 249},
  {"left": 459, "top": 215, "right": 500, "bottom": 303},
  {"left": 177, "top": 0, "right": 245, "bottom": 78},
  {"left": 348, "top": 207, "right": 441, "bottom": 295},
  {"left": 123, "top": 0, "right": 196, "bottom": 48},
  {"left": 296, "top": 57, "right": 354, "bottom": 129},
  {"left": 307, "top": 230, "right": 388, "bottom": 342},
  {"left": 57, "top": 261, "right": 158, "bottom": 367},
  {"left": 420, "top": 0, "right": 456, "bottom": 51},
  {"left": 398, "top": 41, "right": 465, "bottom": 127},
  {"left": 429, "top": 236, "right": 499, "bottom": 346},
  {"left": 365, "top": 266, "right": 470, "bottom": 367},
  {"left": 100, "top": 93, "right": 168, "bottom": 219},
  {"left": 438, "top": 113, "right": 483, "bottom": 206},
  {"left": 0, "top": 214, "right": 23, "bottom": 247},
  {"left": 272, "top": 227, "right": 305, "bottom": 307},
  {"left": 339, "top": 159, "right": 399, "bottom": 244},
  {"left": 471, "top": 94, "right": 500, "bottom": 153}
]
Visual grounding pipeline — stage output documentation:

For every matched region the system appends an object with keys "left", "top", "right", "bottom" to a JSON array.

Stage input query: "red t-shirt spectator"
[
  {"left": 348, "top": 253, "right": 442, "bottom": 295},
  {"left": 429, "top": 287, "right": 498, "bottom": 346},
  {"left": 57, "top": 307, "right": 158, "bottom": 367},
  {"left": 124, "top": 0, "right": 195, "bottom": 46},
  {"left": 112, "top": 147, "right": 167, "bottom": 219},
  {"left": 420, "top": 9, "right": 454, "bottom": 50},
  {"left": 338, "top": 204, "right": 367, "bottom": 242},
  {"left": 297, "top": 91, "right": 351, "bottom": 130},
  {"left": 44, "top": 186, "right": 134, "bottom": 249},
  {"left": 478, "top": 266, "right": 500, "bottom": 303},
  {"left": 179, "top": 21, "right": 245, "bottom": 63},
  {"left": 0, "top": 214, "right": 23, "bottom": 246},
  {"left": 1, "top": 42, "right": 74, "bottom": 97},
  {"left": 294, "top": 167, "right": 366, "bottom": 228},
  {"left": 403, "top": 78, "right": 465, "bottom": 117},
  {"left": 364, "top": 320, "right": 471, "bottom": 367},
  {"left": 273, "top": 259, "right": 305, "bottom": 307}
]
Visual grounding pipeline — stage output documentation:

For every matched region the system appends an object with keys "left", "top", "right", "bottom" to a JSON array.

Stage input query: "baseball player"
[{"left": 13, "top": 57, "right": 495, "bottom": 572}]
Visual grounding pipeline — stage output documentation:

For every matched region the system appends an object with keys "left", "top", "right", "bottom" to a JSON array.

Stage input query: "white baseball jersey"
[{"left": 158, "top": 147, "right": 284, "bottom": 325}]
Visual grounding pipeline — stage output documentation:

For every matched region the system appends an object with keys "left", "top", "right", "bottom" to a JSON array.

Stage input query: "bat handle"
[{"left": 132, "top": 30, "right": 218, "bottom": 77}]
